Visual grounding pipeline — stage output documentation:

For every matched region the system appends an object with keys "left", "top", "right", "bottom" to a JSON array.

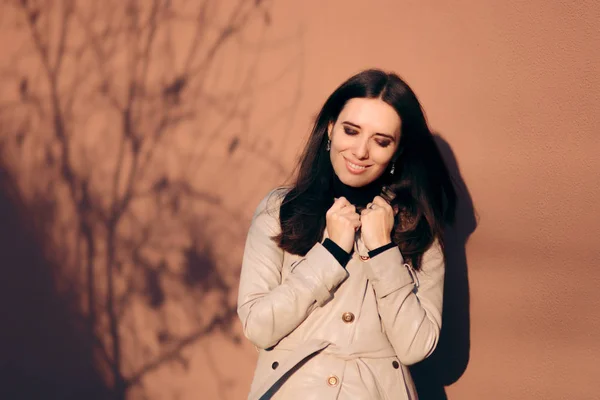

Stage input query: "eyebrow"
[{"left": 341, "top": 121, "right": 397, "bottom": 141}]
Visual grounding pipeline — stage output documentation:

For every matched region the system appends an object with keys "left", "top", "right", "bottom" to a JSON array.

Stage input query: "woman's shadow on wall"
[{"left": 409, "top": 134, "right": 478, "bottom": 400}]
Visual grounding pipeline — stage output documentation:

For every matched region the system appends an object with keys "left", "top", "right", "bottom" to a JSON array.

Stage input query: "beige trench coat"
[{"left": 237, "top": 189, "right": 445, "bottom": 400}]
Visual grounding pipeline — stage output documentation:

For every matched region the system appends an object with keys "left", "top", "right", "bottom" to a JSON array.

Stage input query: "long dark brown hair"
[{"left": 273, "top": 69, "right": 456, "bottom": 270}]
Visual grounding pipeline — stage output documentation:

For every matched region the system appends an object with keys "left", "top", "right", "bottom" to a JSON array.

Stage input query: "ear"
[{"left": 327, "top": 122, "right": 333, "bottom": 139}]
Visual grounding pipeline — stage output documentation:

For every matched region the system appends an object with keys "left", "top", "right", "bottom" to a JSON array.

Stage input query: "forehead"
[{"left": 338, "top": 98, "right": 401, "bottom": 137}]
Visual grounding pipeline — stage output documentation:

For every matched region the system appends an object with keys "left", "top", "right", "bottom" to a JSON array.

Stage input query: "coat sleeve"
[
  {"left": 365, "top": 240, "right": 445, "bottom": 365},
  {"left": 237, "top": 189, "right": 349, "bottom": 349}
]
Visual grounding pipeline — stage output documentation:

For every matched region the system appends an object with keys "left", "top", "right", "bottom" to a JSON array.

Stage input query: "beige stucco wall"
[
  {"left": 245, "top": 2, "right": 600, "bottom": 399},
  {"left": 1, "top": 1, "right": 598, "bottom": 399}
]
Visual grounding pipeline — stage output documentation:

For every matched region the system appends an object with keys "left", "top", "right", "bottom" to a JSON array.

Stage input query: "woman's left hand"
[{"left": 360, "top": 196, "right": 396, "bottom": 251}]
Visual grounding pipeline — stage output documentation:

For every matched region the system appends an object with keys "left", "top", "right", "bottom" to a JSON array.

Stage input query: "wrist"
[{"left": 329, "top": 236, "right": 352, "bottom": 253}]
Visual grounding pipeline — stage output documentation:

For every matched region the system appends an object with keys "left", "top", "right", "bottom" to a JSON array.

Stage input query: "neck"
[{"left": 331, "top": 173, "right": 384, "bottom": 209}]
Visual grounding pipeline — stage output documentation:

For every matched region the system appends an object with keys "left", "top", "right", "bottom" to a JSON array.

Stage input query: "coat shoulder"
[
  {"left": 250, "top": 186, "right": 292, "bottom": 235},
  {"left": 255, "top": 186, "right": 290, "bottom": 213}
]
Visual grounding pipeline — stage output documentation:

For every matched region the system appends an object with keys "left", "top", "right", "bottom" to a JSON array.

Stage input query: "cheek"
[
  {"left": 370, "top": 148, "right": 395, "bottom": 166},
  {"left": 331, "top": 134, "right": 353, "bottom": 151}
]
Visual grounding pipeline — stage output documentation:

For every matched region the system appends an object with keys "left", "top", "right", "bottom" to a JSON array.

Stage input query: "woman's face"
[{"left": 328, "top": 98, "right": 401, "bottom": 187}]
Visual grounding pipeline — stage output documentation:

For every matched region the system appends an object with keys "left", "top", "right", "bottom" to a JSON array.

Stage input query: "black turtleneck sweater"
[
  {"left": 330, "top": 172, "right": 384, "bottom": 212},
  {"left": 322, "top": 173, "right": 397, "bottom": 268}
]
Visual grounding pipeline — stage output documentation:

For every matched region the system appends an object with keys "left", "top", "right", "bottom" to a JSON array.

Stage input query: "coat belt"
[{"left": 248, "top": 338, "right": 396, "bottom": 400}]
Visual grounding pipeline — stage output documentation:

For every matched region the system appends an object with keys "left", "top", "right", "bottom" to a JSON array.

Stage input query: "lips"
[{"left": 344, "top": 158, "right": 370, "bottom": 174}]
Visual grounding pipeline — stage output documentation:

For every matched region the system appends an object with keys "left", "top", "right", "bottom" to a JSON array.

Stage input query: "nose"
[{"left": 352, "top": 137, "right": 369, "bottom": 160}]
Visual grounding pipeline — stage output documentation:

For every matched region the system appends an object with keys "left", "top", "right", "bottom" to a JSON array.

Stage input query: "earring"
[
  {"left": 326, "top": 138, "right": 331, "bottom": 151},
  {"left": 390, "top": 163, "right": 395, "bottom": 175}
]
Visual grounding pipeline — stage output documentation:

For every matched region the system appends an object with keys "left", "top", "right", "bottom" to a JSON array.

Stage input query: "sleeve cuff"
[
  {"left": 367, "top": 242, "right": 397, "bottom": 258},
  {"left": 365, "top": 246, "right": 414, "bottom": 298},
  {"left": 322, "top": 238, "right": 351, "bottom": 268},
  {"left": 294, "top": 242, "right": 349, "bottom": 306}
]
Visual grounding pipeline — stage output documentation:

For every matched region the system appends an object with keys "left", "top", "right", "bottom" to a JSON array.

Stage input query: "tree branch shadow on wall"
[
  {"left": 0, "top": 1, "right": 300, "bottom": 398},
  {"left": 0, "top": 162, "right": 111, "bottom": 400},
  {"left": 0, "top": 0, "right": 304, "bottom": 400},
  {"left": 409, "top": 134, "right": 477, "bottom": 400}
]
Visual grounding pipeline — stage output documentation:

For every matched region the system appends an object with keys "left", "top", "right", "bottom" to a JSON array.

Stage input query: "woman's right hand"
[{"left": 326, "top": 197, "right": 361, "bottom": 253}]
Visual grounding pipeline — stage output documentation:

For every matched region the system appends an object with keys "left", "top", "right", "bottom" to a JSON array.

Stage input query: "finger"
[
  {"left": 338, "top": 212, "right": 361, "bottom": 230},
  {"left": 339, "top": 212, "right": 360, "bottom": 225},
  {"left": 343, "top": 203, "right": 357, "bottom": 213},
  {"left": 347, "top": 213, "right": 361, "bottom": 223},
  {"left": 338, "top": 205, "right": 358, "bottom": 216},
  {"left": 334, "top": 196, "right": 351, "bottom": 208},
  {"left": 373, "top": 196, "right": 393, "bottom": 211},
  {"left": 328, "top": 196, "right": 351, "bottom": 214},
  {"left": 372, "top": 196, "right": 390, "bottom": 206}
]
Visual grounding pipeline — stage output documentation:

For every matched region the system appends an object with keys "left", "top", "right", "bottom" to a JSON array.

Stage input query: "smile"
[{"left": 344, "top": 158, "right": 370, "bottom": 174}]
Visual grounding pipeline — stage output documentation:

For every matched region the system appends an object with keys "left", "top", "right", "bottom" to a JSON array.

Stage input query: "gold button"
[
  {"left": 342, "top": 312, "right": 355, "bottom": 323},
  {"left": 327, "top": 375, "right": 339, "bottom": 387},
  {"left": 359, "top": 255, "right": 370, "bottom": 261}
]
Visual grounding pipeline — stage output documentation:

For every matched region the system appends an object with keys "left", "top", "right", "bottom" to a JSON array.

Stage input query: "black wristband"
[
  {"left": 322, "top": 238, "right": 351, "bottom": 268},
  {"left": 367, "top": 242, "right": 397, "bottom": 258}
]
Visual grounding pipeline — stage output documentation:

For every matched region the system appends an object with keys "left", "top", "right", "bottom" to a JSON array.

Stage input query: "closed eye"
[
  {"left": 343, "top": 126, "right": 359, "bottom": 135},
  {"left": 376, "top": 139, "right": 391, "bottom": 148}
]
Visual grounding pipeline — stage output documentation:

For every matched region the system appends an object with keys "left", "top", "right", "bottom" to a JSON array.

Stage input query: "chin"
[{"left": 337, "top": 170, "right": 377, "bottom": 187}]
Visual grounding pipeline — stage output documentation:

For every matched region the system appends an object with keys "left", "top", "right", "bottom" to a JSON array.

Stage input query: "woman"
[{"left": 237, "top": 69, "right": 456, "bottom": 399}]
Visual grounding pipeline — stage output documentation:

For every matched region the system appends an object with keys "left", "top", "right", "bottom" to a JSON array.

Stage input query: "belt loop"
[{"left": 404, "top": 263, "right": 419, "bottom": 289}]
